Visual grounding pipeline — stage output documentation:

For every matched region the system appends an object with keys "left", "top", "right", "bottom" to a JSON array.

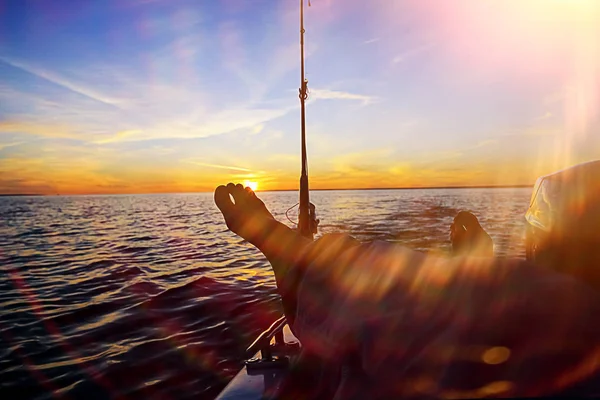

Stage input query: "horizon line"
[{"left": 0, "top": 184, "right": 534, "bottom": 197}]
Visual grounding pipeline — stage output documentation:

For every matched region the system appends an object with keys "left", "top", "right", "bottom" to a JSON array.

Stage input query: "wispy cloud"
[
  {"left": 392, "top": 43, "right": 436, "bottom": 64},
  {"left": 0, "top": 56, "right": 122, "bottom": 107},
  {"left": 330, "top": 148, "right": 395, "bottom": 174},
  {"left": 469, "top": 139, "right": 498, "bottom": 150},
  {"left": 250, "top": 124, "right": 265, "bottom": 135},
  {"left": 0, "top": 141, "right": 26, "bottom": 151},
  {"left": 534, "top": 111, "right": 553, "bottom": 121},
  {"left": 183, "top": 160, "right": 252, "bottom": 172},
  {"left": 500, "top": 126, "right": 561, "bottom": 138},
  {"left": 1, "top": 65, "right": 297, "bottom": 143},
  {"left": 417, "top": 139, "right": 499, "bottom": 163},
  {"left": 363, "top": 38, "right": 380, "bottom": 45},
  {"left": 310, "top": 89, "right": 378, "bottom": 106},
  {"left": 523, "top": 127, "right": 562, "bottom": 137},
  {"left": 94, "top": 130, "right": 143, "bottom": 144},
  {"left": 0, "top": 120, "right": 80, "bottom": 139}
]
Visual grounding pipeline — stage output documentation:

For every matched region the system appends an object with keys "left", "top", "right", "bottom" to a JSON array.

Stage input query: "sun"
[{"left": 243, "top": 180, "right": 259, "bottom": 191}]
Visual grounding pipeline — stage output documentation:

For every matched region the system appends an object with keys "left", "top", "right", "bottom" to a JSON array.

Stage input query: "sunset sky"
[{"left": 1, "top": 0, "right": 599, "bottom": 194}]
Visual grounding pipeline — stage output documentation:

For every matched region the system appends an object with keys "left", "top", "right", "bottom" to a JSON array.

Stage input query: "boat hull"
[{"left": 216, "top": 324, "right": 299, "bottom": 400}]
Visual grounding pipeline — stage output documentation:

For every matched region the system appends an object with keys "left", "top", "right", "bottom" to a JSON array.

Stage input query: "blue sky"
[{"left": 0, "top": 0, "right": 599, "bottom": 194}]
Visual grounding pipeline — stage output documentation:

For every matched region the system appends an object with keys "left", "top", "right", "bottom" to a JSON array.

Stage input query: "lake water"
[{"left": 0, "top": 188, "right": 532, "bottom": 399}]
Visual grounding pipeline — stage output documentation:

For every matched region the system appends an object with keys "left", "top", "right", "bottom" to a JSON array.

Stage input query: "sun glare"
[{"left": 244, "top": 180, "right": 259, "bottom": 191}]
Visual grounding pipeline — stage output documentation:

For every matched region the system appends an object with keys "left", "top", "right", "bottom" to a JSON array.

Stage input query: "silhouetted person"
[
  {"left": 450, "top": 211, "right": 494, "bottom": 257},
  {"left": 215, "top": 183, "right": 600, "bottom": 399}
]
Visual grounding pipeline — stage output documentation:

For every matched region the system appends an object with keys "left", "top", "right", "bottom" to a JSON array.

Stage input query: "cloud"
[
  {"left": 94, "top": 130, "right": 143, "bottom": 144},
  {"left": 1, "top": 28, "right": 380, "bottom": 146},
  {"left": 0, "top": 141, "right": 26, "bottom": 151},
  {"left": 520, "top": 126, "right": 562, "bottom": 137},
  {"left": 330, "top": 148, "right": 395, "bottom": 174},
  {"left": 250, "top": 124, "right": 265, "bottom": 135},
  {"left": 142, "top": 105, "right": 295, "bottom": 141},
  {"left": 392, "top": 43, "right": 436, "bottom": 64},
  {"left": 0, "top": 120, "right": 80, "bottom": 139},
  {"left": 0, "top": 85, "right": 295, "bottom": 143},
  {"left": 183, "top": 160, "right": 252, "bottom": 172},
  {"left": 0, "top": 84, "right": 63, "bottom": 110},
  {"left": 310, "top": 89, "right": 378, "bottom": 106},
  {"left": 414, "top": 139, "right": 499, "bottom": 164},
  {"left": 0, "top": 56, "right": 122, "bottom": 107},
  {"left": 470, "top": 139, "right": 498, "bottom": 150},
  {"left": 363, "top": 38, "right": 381, "bottom": 45},
  {"left": 534, "top": 111, "right": 553, "bottom": 121}
]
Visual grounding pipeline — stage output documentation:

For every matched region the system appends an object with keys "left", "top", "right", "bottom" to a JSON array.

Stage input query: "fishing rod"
[{"left": 298, "top": 0, "right": 318, "bottom": 240}]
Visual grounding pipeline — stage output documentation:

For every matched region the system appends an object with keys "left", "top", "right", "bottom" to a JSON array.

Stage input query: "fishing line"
[{"left": 285, "top": 203, "right": 300, "bottom": 226}]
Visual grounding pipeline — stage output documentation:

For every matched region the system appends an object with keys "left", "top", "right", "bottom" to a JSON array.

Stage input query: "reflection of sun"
[{"left": 243, "top": 180, "right": 258, "bottom": 191}]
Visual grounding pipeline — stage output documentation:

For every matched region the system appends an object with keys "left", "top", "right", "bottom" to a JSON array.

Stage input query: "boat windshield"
[{"left": 543, "top": 167, "right": 600, "bottom": 237}]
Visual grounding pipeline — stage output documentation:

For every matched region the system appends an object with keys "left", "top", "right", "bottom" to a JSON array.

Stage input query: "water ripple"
[{"left": 0, "top": 189, "right": 531, "bottom": 399}]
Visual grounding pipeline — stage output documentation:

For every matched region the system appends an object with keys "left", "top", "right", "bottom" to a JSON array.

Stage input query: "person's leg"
[
  {"left": 215, "top": 183, "right": 361, "bottom": 325},
  {"left": 215, "top": 183, "right": 354, "bottom": 399}
]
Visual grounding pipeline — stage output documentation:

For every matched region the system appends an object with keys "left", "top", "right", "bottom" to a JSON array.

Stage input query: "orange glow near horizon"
[{"left": 1, "top": 154, "right": 595, "bottom": 195}]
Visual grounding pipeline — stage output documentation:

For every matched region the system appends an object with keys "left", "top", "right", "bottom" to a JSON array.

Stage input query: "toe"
[
  {"left": 214, "top": 185, "right": 235, "bottom": 216},
  {"left": 244, "top": 187, "right": 262, "bottom": 203},
  {"left": 230, "top": 183, "right": 247, "bottom": 206},
  {"left": 244, "top": 187, "right": 274, "bottom": 219}
]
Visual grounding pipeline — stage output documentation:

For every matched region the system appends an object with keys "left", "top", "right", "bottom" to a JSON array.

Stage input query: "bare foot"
[
  {"left": 214, "top": 183, "right": 274, "bottom": 241},
  {"left": 450, "top": 211, "right": 494, "bottom": 257},
  {"left": 214, "top": 183, "right": 310, "bottom": 266}
]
